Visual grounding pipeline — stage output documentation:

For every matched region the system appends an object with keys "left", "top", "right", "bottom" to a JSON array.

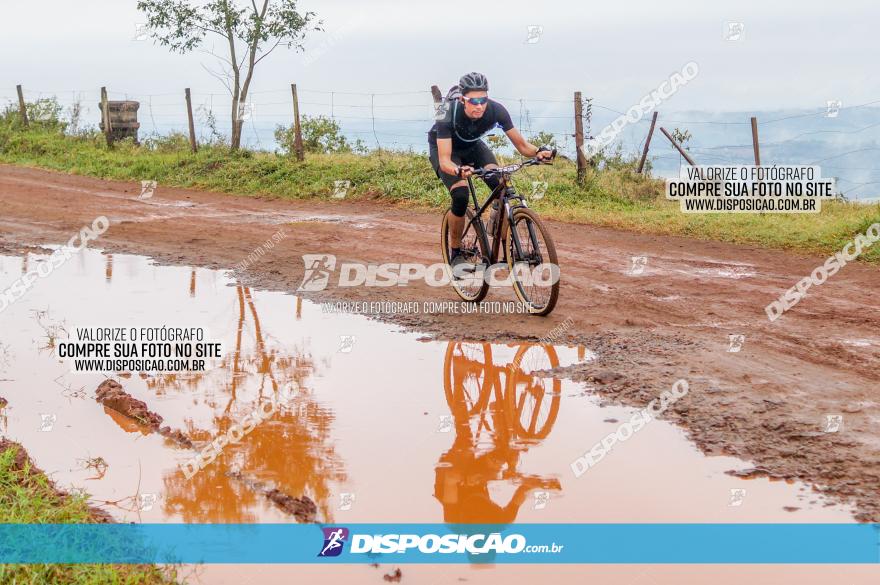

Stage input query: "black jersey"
[{"left": 428, "top": 99, "right": 515, "bottom": 149}]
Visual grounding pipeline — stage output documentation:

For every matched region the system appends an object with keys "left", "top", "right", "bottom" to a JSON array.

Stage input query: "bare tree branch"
[{"left": 252, "top": 38, "right": 282, "bottom": 66}]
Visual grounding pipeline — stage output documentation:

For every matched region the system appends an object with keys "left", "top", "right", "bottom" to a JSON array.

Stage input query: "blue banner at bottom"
[{"left": 0, "top": 524, "right": 878, "bottom": 564}]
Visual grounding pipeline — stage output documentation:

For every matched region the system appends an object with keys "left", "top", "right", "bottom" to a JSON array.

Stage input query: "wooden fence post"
[
  {"left": 660, "top": 127, "right": 697, "bottom": 166},
  {"left": 100, "top": 87, "right": 112, "bottom": 146},
  {"left": 637, "top": 111, "right": 659, "bottom": 174},
  {"left": 291, "top": 83, "right": 305, "bottom": 161},
  {"left": 574, "top": 91, "right": 587, "bottom": 184},
  {"left": 16, "top": 85, "right": 28, "bottom": 128},
  {"left": 750, "top": 116, "right": 761, "bottom": 166},
  {"left": 185, "top": 88, "right": 198, "bottom": 153}
]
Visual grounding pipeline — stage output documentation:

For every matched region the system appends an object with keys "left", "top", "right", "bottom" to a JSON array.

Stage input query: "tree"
[{"left": 137, "top": 0, "right": 320, "bottom": 150}]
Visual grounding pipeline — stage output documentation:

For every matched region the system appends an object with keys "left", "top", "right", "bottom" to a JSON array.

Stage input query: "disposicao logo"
[{"left": 318, "top": 527, "right": 349, "bottom": 557}]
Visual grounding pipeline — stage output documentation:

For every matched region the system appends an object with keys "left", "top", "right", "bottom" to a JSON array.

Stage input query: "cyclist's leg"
[
  {"left": 472, "top": 141, "right": 506, "bottom": 259},
  {"left": 430, "top": 143, "right": 470, "bottom": 249},
  {"left": 447, "top": 182, "right": 470, "bottom": 250}
]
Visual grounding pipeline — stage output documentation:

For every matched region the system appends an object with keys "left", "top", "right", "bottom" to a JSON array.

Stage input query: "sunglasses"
[{"left": 463, "top": 96, "right": 488, "bottom": 106}]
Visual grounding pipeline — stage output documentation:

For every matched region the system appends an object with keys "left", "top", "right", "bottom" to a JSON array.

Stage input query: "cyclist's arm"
[
  {"left": 436, "top": 138, "right": 461, "bottom": 176},
  {"left": 495, "top": 103, "right": 546, "bottom": 158},
  {"left": 505, "top": 128, "right": 541, "bottom": 157}
]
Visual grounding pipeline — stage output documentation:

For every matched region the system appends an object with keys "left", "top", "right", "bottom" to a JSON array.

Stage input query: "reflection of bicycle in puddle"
[{"left": 434, "top": 341, "right": 562, "bottom": 524}]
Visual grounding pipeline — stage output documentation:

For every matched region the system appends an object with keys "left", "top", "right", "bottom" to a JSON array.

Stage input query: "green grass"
[
  {"left": 0, "top": 442, "right": 178, "bottom": 584},
  {"left": 1, "top": 125, "right": 879, "bottom": 262}
]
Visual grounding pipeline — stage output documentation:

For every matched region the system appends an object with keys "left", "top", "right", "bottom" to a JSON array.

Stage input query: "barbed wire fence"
[{"left": 2, "top": 84, "right": 880, "bottom": 199}]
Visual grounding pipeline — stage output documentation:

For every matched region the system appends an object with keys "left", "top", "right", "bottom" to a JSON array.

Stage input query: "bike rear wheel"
[
  {"left": 441, "top": 208, "right": 490, "bottom": 303},
  {"left": 506, "top": 208, "right": 559, "bottom": 316}
]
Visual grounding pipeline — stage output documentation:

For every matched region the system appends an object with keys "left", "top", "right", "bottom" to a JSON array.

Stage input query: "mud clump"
[
  {"left": 157, "top": 427, "right": 194, "bottom": 449},
  {"left": 265, "top": 488, "right": 318, "bottom": 522},
  {"left": 95, "top": 380, "right": 193, "bottom": 448},
  {"left": 585, "top": 370, "right": 626, "bottom": 385},
  {"left": 226, "top": 471, "right": 317, "bottom": 522},
  {"left": 383, "top": 568, "right": 403, "bottom": 582},
  {"left": 0, "top": 438, "right": 35, "bottom": 473},
  {"left": 96, "top": 380, "right": 163, "bottom": 428},
  {"left": 0, "top": 396, "right": 7, "bottom": 408}
]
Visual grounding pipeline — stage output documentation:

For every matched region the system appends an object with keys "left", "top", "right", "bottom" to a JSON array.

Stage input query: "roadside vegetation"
[
  {"left": 0, "top": 440, "right": 178, "bottom": 584},
  {"left": 1, "top": 97, "right": 878, "bottom": 262}
]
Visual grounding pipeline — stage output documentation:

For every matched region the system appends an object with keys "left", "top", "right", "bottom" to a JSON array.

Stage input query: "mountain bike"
[
  {"left": 440, "top": 152, "right": 560, "bottom": 316},
  {"left": 442, "top": 341, "right": 562, "bottom": 441},
  {"left": 436, "top": 341, "right": 561, "bottom": 524}
]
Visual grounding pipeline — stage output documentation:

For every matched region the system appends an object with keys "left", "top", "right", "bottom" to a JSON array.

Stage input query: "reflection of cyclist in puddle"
[{"left": 435, "top": 342, "right": 561, "bottom": 524}]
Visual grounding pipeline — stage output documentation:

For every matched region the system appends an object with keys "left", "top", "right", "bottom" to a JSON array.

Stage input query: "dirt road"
[{"left": 1, "top": 163, "right": 879, "bottom": 522}]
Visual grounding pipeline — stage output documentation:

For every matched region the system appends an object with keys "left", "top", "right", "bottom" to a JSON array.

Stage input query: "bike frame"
[{"left": 463, "top": 169, "right": 541, "bottom": 266}]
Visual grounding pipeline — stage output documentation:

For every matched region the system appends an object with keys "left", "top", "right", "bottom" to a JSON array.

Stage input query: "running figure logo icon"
[
  {"left": 318, "top": 527, "right": 349, "bottom": 557},
  {"left": 298, "top": 254, "right": 337, "bottom": 292}
]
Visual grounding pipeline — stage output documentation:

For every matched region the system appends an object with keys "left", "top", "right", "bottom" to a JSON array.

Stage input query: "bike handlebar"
[{"left": 471, "top": 148, "right": 557, "bottom": 179}]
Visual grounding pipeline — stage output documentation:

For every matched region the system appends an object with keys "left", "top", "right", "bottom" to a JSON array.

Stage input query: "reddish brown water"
[{"left": 0, "top": 248, "right": 873, "bottom": 584}]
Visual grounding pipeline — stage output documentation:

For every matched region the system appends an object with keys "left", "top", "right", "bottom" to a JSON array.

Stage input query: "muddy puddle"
[{"left": 0, "top": 247, "right": 870, "bottom": 584}]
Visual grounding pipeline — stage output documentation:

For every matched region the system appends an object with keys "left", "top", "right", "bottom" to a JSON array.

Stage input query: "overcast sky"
[{"left": 3, "top": 0, "right": 878, "bottom": 113}]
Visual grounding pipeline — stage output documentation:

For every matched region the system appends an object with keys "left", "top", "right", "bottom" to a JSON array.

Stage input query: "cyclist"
[{"left": 428, "top": 72, "right": 554, "bottom": 269}]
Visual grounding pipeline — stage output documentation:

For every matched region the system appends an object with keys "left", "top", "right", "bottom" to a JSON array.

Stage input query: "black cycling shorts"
[{"left": 428, "top": 140, "right": 498, "bottom": 190}]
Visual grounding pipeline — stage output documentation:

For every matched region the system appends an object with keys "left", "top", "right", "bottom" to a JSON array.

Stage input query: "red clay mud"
[{"left": 1, "top": 164, "right": 879, "bottom": 521}]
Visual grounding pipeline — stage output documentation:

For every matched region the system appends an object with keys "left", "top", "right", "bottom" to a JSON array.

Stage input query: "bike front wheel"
[{"left": 506, "top": 208, "right": 560, "bottom": 316}]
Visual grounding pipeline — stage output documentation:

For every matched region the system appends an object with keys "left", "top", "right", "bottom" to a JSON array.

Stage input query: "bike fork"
[{"left": 506, "top": 204, "right": 543, "bottom": 265}]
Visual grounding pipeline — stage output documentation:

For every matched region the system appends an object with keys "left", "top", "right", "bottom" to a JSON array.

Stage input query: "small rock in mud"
[
  {"left": 587, "top": 371, "right": 625, "bottom": 385},
  {"left": 265, "top": 488, "right": 317, "bottom": 523},
  {"left": 782, "top": 506, "right": 800, "bottom": 512},
  {"left": 0, "top": 397, "right": 7, "bottom": 408},
  {"left": 383, "top": 568, "right": 402, "bottom": 582},
  {"left": 96, "top": 380, "right": 163, "bottom": 429},
  {"left": 158, "top": 426, "right": 194, "bottom": 449},
  {"left": 726, "top": 467, "right": 771, "bottom": 479}
]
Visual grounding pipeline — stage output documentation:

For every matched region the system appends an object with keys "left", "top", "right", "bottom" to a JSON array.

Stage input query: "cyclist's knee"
[
  {"left": 449, "top": 184, "right": 470, "bottom": 217},
  {"left": 482, "top": 170, "right": 501, "bottom": 192}
]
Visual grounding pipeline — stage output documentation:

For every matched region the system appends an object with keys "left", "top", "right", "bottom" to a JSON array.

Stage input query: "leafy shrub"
[
  {"left": 142, "top": 132, "right": 192, "bottom": 152},
  {"left": 0, "top": 97, "right": 67, "bottom": 132},
  {"left": 274, "top": 115, "right": 365, "bottom": 155},
  {"left": 528, "top": 130, "right": 558, "bottom": 149}
]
